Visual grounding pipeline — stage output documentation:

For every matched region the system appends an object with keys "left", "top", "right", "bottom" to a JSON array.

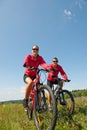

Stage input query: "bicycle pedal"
[
  {"left": 60, "top": 101, "right": 67, "bottom": 105},
  {"left": 24, "top": 107, "right": 28, "bottom": 112}
]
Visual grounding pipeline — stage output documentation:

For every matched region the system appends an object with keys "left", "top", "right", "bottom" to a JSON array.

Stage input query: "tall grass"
[
  {"left": 0, "top": 96, "right": 87, "bottom": 130},
  {"left": 0, "top": 103, "right": 36, "bottom": 130}
]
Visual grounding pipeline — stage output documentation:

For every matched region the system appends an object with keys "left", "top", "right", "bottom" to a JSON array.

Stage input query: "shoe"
[
  {"left": 23, "top": 98, "right": 28, "bottom": 108},
  {"left": 60, "top": 100, "right": 67, "bottom": 105},
  {"left": 48, "top": 106, "right": 53, "bottom": 111}
]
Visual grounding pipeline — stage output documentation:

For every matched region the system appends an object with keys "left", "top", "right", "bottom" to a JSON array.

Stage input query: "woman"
[{"left": 23, "top": 45, "right": 48, "bottom": 108}]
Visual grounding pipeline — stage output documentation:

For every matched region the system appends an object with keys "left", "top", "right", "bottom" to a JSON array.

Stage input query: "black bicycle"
[
  {"left": 52, "top": 79, "right": 75, "bottom": 117},
  {"left": 26, "top": 68, "right": 57, "bottom": 130}
]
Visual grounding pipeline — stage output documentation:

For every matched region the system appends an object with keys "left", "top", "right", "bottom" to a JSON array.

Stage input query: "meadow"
[{"left": 0, "top": 90, "right": 87, "bottom": 130}]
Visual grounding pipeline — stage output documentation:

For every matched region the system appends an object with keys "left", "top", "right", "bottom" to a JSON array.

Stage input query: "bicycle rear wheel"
[
  {"left": 33, "top": 85, "right": 57, "bottom": 130},
  {"left": 56, "top": 89, "right": 75, "bottom": 117}
]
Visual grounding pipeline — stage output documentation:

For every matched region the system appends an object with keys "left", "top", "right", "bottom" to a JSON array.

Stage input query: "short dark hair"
[{"left": 52, "top": 57, "right": 58, "bottom": 62}]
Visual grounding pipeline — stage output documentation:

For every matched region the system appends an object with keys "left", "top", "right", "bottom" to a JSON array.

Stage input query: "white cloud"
[
  {"left": 64, "top": 9, "right": 72, "bottom": 16},
  {"left": 75, "top": 0, "right": 87, "bottom": 9},
  {"left": 64, "top": 9, "right": 73, "bottom": 20},
  {"left": 63, "top": 0, "right": 87, "bottom": 22}
]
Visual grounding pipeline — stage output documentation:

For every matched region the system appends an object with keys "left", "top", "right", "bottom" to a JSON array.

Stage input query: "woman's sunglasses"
[{"left": 32, "top": 48, "right": 39, "bottom": 51}]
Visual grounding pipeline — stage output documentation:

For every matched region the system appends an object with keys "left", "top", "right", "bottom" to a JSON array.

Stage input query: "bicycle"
[
  {"left": 26, "top": 67, "right": 57, "bottom": 130},
  {"left": 52, "top": 78, "right": 75, "bottom": 117}
]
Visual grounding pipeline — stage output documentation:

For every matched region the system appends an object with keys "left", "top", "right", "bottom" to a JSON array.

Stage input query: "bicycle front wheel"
[
  {"left": 33, "top": 85, "right": 57, "bottom": 130},
  {"left": 57, "top": 89, "right": 75, "bottom": 117},
  {"left": 27, "top": 97, "right": 33, "bottom": 120}
]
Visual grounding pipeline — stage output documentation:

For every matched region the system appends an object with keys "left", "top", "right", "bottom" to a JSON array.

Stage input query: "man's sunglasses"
[{"left": 53, "top": 60, "right": 58, "bottom": 62}]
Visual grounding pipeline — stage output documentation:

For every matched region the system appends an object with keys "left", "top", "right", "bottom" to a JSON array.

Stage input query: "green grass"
[
  {"left": 0, "top": 96, "right": 87, "bottom": 130},
  {"left": 55, "top": 96, "right": 87, "bottom": 130}
]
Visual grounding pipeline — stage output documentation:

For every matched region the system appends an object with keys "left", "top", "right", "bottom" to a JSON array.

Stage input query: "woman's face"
[{"left": 32, "top": 45, "right": 39, "bottom": 56}]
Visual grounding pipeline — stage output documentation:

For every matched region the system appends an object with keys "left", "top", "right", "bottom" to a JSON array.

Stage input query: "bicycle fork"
[{"left": 56, "top": 90, "right": 65, "bottom": 104}]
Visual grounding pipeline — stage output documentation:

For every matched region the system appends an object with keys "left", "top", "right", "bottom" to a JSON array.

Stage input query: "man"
[
  {"left": 47, "top": 57, "right": 69, "bottom": 107},
  {"left": 47, "top": 57, "right": 68, "bottom": 89}
]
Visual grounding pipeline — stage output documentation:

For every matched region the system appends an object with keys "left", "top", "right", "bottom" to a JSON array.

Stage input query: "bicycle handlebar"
[
  {"left": 28, "top": 66, "right": 71, "bottom": 82},
  {"left": 28, "top": 66, "right": 48, "bottom": 73},
  {"left": 51, "top": 75, "right": 71, "bottom": 83},
  {"left": 63, "top": 79, "right": 71, "bottom": 82}
]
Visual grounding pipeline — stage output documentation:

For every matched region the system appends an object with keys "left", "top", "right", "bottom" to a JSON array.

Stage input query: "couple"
[{"left": 23, "top": 45, "right": 69, "bottom": 109}]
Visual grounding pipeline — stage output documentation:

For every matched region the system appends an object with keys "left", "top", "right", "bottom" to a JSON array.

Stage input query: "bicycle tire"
[
  {"left": 33, "top": 85, "right": 57, "bottom": 130},
  {"left": 56, "top": 89, "right": 75, "bottom": 117},
  {"left": 27, "top": 97, "right": 33, "bottom": 120}
]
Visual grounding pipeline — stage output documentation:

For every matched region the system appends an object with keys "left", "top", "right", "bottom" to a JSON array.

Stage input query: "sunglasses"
[
  {"left": 32, "top": 48, "right": 39, "bottom": 50},
  {"left": 53, "top": 60, "right": 58, "bottom": 62}
]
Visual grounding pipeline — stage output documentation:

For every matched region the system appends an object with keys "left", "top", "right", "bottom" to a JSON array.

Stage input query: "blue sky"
[{"left": 0, "top": 0, "right": 87, "bottom": 101}]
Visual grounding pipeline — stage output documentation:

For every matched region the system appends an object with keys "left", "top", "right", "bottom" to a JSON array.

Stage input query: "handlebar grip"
[
  {"left": 66, "top": 79, "right": 71, "bottom": 82},
  {"left": 28, "top": 66, "right": 37, "bottom": 70}
]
